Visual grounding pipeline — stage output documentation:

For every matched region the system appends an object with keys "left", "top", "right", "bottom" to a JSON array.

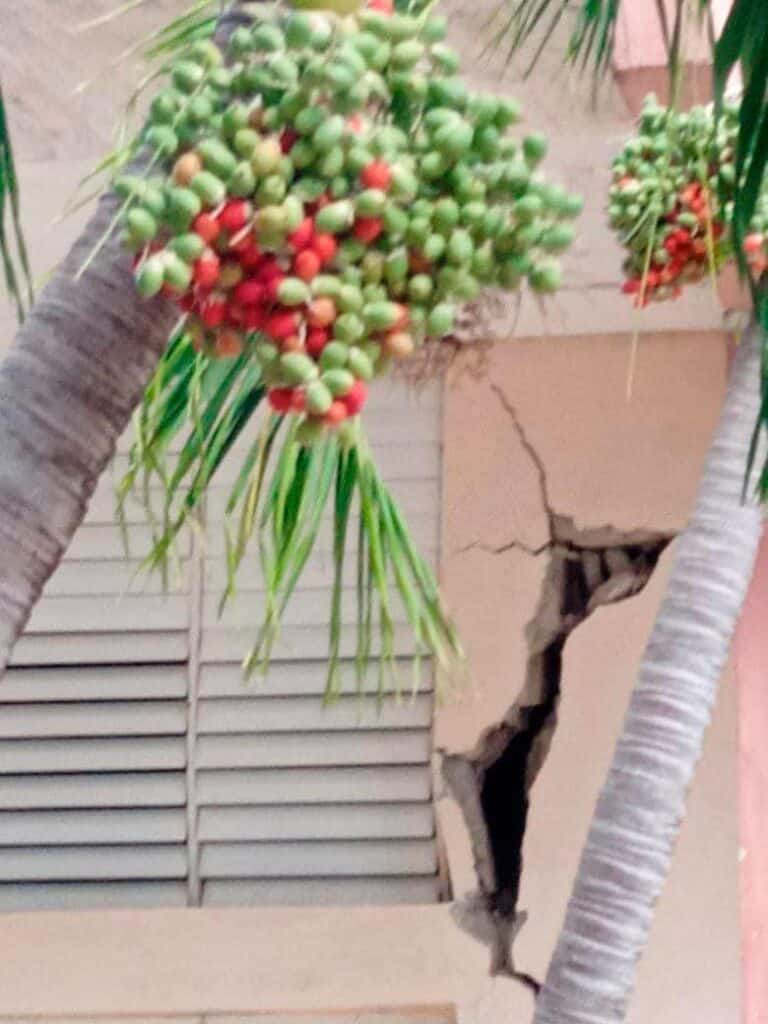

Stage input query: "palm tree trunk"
[
  {"left": 0, "top": 6, "right": 253, "bottom": 676},
  {"left": 0, "top": 187, "right": 177, "bottom": 672},
  {"left": 533, "top": 322, "right": 764, "bottom": 1023}
]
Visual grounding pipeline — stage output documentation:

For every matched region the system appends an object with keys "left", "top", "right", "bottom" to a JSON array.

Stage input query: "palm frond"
[
  {"left": 715, "top": 1, "right": 768, "bottom": 246},
  {"left": 489, "top": 0, "right": 721, "bottom": 85},
  {"left": 713, "top": 0, "right": 768, "bottom": 496},
  {"left": 0, "top": 84, "right": 33, "bottom": 323},
  {"left": 486, "top": 0, "right": 623, "bottom": 80},
  {"left": 119, "top": 331, "right": 464, "bottom": 698}
]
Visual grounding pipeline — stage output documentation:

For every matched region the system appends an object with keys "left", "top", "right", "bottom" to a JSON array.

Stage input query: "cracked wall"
[
  {"left": 438, "top": 331, "right": 740, "bottom": 1024},
  {"left": 443, "top": 519, "right": 672, "bottom": 987}
]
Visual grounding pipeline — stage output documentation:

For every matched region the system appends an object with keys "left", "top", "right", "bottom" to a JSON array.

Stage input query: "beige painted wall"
[
  {"left": 0, "top": 334, "right": 738, "bottom": 1024},
  {"left": 440, "top": 331, "right": 738, "bottom": 1023}
]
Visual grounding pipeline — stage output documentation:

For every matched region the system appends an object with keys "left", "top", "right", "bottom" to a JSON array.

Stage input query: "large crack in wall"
[{"left": 442, "top": 385, "right": 674, "bottom": 992}]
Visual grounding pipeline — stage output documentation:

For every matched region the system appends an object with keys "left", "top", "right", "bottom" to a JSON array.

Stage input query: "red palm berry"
[
  {"left": 265, "top": 311, "right": 298, "bottom": 340},
  {"left": 268, "top": 388, "right": 295, "bottom": 413},
  {"left": 744, "top": 233, "right": 765, "bottom": 254},
  {"left": 312, "top": 233, "right": 337, "bottom": 264},
  {"left": 200, "top": 294, "right": 227, "bottom": 328},
  {"left": 664, "top": 237, "right": 679, "bottom": 256},
  {"left": 228, "top": 230, "right": 255, "bottom": 254},
  {"left": 343, "top": 380, "right": 368, "bottom": 415},
  {"left": 291, "top": 389, "right": 307, "bottom": 412},
  {"left": 294, "top": 249, "right": 321, "bottom": 281},
  {"left": 264, "top": 271, "right": 285, "bottom": 302},
  {"left": 259, "top": 257, "right": 282, "bottom": 281},
  {"left": 306, "top": 327, "right": 329, "bottom": 357},
  {"left": 234, "top": 279, "right": 265, "bottom": 305},
  {"left": 193, "top": 212, "right": 220, "bottom": 244},
  {"left": 243, "top": 305, "right": 266, "bottom": 331},
  {"left": 288, "top": 217, "right": 315, "bottom": 251},
  {"left": 193, "top": 249, "right": 220, "bottom": 288},
  {"left": 218, "top": 200, "right": 251, "bottom": 233},
  {"left": 361, "top": 160, "right": 392, "bottom": 190},
  {"left": 353, "top": 217, "right": 383, "bottom": 243},
  {"left": 239, "top": 241, "right": 262, "bottom": 270},
  {"left": 226, "top": 301, "right": 245, "bottom": 326}
]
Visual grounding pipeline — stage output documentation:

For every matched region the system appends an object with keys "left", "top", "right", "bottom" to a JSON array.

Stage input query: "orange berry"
[
  {"left": 744, "top": 233, "right": 765, "bottom": 255},
  {"left": 215, "top": 328, "right": 244, "bottom": 359},
  {"left": 294, "top": 249, "right": 322, "bottom": 281},
  {"left": 384, "top": 330, "right": 414, "bottom": 358},
  {"left": 324, "top": 400, "right": 348, "bottom": 426},
  {"left": 280, "top": 334, "right": 305, "bottom": 353},
  {"left": 307, "top": 296, "right": 337, "bottom": 328},
  {"left": 194, "top": 212, "right": 220, "bottom": 245},
  {"left": 173, "top": 151, "right": 203, "bottom": 186},
  {"left": 312, "top": 233, "right": 337, "bottom": 264},
  {"left": 392, "top": 303, "right": 410, "bottom": 329}
]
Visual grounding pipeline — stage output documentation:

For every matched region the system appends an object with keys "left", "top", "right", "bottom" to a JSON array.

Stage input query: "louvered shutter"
[
  {"left": 0, "top": 462, "right": 191, "bottom": 910},
  {"left": 196, "top": 379, "right": 441, "bottom": 906},
  {"left": 0, "top": 378, "right": 441, "bottom": 909}
]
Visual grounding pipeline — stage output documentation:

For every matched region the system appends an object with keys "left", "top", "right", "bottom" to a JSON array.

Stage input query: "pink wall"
[
  {"left": 736, "top": 529, "right": 768, "bottom": 1024},
  {"left": 613, "top": 0, "right": 732, "bottom": 70}
]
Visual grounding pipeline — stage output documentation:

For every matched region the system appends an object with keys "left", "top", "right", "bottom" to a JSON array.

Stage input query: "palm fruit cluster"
[
  {"left": 609, "top": 96, "right": 742, "bottom": 305},
  {"left": 118, "top": 0, "right": 581, "bottom": 435},
  {"left": 742, "top": 201, "right": 768, "bottom": 279}
]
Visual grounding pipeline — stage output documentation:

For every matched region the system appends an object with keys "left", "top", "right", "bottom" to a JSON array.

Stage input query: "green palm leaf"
[{"left": 0, "top": 84, "right": 33, "bottom": 324}]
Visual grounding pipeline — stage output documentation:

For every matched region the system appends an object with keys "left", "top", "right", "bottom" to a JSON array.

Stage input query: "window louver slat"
[{"left": 1, "top": 379, "right": 441, "bottom": 910}]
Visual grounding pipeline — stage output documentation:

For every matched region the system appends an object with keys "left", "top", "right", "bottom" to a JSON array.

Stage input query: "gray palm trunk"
[
  {"left": 534, "top": 322, "right": 764, "bottom": 1023},
  {"left": 0, "top": 190, "right": 176, "bottom": 672}
]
